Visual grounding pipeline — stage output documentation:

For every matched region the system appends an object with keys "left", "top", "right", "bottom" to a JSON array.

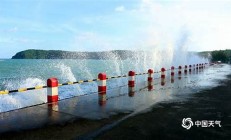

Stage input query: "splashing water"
[
  {"left": 56, "top": 63, "right": 77, "bottom": 82},
  {"left": 0, "top": 47, "right": 211, "bottom": 113}
]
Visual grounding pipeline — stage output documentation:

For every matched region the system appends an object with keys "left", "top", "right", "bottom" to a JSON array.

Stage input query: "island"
[
  {"left": 11, "top": 49, "right": 134, "bottom": 59},
  {"left": 11, "top": 49, "right": 231, "bottom": 63}
]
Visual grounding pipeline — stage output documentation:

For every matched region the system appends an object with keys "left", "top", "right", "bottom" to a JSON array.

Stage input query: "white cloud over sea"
[{"left": 0, "top": 0, "right": 231, "bottom": 58}]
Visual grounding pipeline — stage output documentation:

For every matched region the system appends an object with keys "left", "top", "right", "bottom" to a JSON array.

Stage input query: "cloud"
[
  {"left": 0, "top": 37, "right": 41, "bottom": 44},
  {"left": 64, "top": 0, "right": 231, "bottom": 52},
  {"left": 71, "top": 32, "right": 115, "bottom": 51},
  {"left": 115, "top": 0, "right": 231, "bottom": 51},
  {"left": 115, "top": 5, "right": 125, "bottom": 12}
]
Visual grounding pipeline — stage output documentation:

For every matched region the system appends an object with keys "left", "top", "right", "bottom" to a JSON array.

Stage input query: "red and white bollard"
[
  {"left": 47, "top": 78, "right": 59, "bottom": 103},
  {"left": 171, "top": 66, "right": 174, "bottom": 83},
  {"left": 161, "top": 68, "right": 165, "bottom": 86},
  {"left": 171, "top": 66, "right": 174, "bottom": 76},
  {"left": 189, "top": 65, "right": 192, "bottom": 73},
  {"left": 98, "top": 73, "right": 107, "bottom": 105},
  {"left": 128, "top": 71, "right": 135, "bottom": 97},
  {"left": 148, "top": 69, "right": 154, "bottom": 90},
  {"left": 178, "top": 66, "right": 182, "bottom": 80},
  {"left": 178, "top": 66, "right": 182, "bottom": 74},
  {"left": 184, "top": 65, "right": 187, "bottom": 74},
  {"left": 161, "top": 68, "right": 166, "bottom": 79}
]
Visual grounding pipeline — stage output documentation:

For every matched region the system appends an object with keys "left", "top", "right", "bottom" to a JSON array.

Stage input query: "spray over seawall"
[{"left": 0, "top": 32, "right": 209, "bottom": 112}]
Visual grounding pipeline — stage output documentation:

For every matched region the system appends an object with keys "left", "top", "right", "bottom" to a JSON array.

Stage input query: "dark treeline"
[
  {"left": 199, "top": 49, "right": 231, "bottom": 63},
  {"left": 211, "top": 50, "right": 231, "bottom": 63},
  {"left": 12, "top": 49, "right": 231, "bottom": 63},
  {"left": 11, "top": 49, "right": 134, "bottom": 59}
]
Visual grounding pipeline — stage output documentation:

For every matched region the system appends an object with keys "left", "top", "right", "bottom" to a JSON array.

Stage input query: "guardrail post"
[
  {"left": 184, "top": 65, "right": 187, "bottom": 74},
  {"left": 98, "top": 73, "right": 107, "bottom": 106},
  {"left": 178, "top": 66, "right": 182, "bottom": 80},
  {"left": 178, "top": 66, "right": 182, "bottom": 74},
  {"left": 171, "top": 66, "right": 174, "bottom": 83},
  {"left": 128, "top": 71, "right": 135, "bottom": 96},
  {"left": 148, "top": 69, "right": 153, "bottom": 90},
  {"left": 189, "top": 65, "right": 192, "bottom": 73},
  {"left": 171, "top": 66, "right": 174, "bottom": 76},
  {"left": 161, "top": 68, "right": 165, "bottom": 86},
  {"left": 47, "top": 78, "right": 59, "bottom": 103}
]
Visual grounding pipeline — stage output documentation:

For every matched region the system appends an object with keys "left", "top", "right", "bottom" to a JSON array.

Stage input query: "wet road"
[{"left": 0, "top": 64, "right": 230, "bottom": 135}]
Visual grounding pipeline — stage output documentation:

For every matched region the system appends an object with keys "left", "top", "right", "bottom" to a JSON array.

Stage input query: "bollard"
[
  {"left": 171, "top": 66, "right": 174, "bottom": 76},
  {"left": 178, "top": 66, "right": 182, "bottom": 80},
  {"left": 47, "top": 78, "right": 59, "bottom": 103},
  {"left": 189, "top": 65, "right": 192, "bottom": 73},
  {"left": 161, "top": 68, "right": 166, "bottom": 78},
  {"left": 128, "top": 71, "right": 135, "bottom": 97},
  {"left": 161, "top": 68, "right": 165, "bottom": 86},
  {"left": 184, "top": 65, "right": 187, "bottom": 74},
  {"left": 148, "top": 69, "right": 154, "bottom": 90},
  {"left": 170, "top": 66, "right": 174, "bottom": 83},
  {"left": 178, "top": 66, "right": 182, "bottom": 74},
  {"left": 196, "top": 64, "right": 199, "bottom": 70},
  {"left": 98, "top": 73, "right": 107, "bottom": 105},
  {"left": 199, "top": 64, "right": 203, "bottom": 72},
  {"left": 193, "top": 64, "right": 195, "bottom": 70}
]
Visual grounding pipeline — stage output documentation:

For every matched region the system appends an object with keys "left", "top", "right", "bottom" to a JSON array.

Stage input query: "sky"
[{"left": 0, "top": 0, "right": 231, "bottom": 58}]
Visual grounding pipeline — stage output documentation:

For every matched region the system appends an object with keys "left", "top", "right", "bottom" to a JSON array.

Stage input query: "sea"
[{"left": 0, "top": 56, "right": 230, "bottom": 113}]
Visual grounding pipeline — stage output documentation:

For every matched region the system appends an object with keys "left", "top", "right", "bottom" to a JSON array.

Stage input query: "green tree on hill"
[{"left": 211, "top": 50, "right": 231, "bottom": 63}]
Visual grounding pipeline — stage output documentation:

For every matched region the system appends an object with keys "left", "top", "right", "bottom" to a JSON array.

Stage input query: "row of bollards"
[{"left": 46, "top": 63, "right": 208, "bottom": 106}]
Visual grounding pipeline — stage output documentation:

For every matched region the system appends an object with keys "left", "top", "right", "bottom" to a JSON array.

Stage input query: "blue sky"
[{"left": 0, "top": 0, "right": 231, "bottom": 58}]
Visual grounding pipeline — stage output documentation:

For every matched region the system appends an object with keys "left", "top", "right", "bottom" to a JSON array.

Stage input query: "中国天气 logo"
[{"left": 182, "top": 118, "right": 194, "bottom": 130}]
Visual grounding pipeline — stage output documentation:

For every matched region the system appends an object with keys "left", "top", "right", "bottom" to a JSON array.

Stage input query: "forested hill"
[
  {"left": 199, "top": 49, "right": 231, "bottom": 63},
  {"left": 11, "top": 49, "right": 231, "bottom": 62},
  {"left": 11, "top": 49, "right": 134, "bottom": 59}
]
